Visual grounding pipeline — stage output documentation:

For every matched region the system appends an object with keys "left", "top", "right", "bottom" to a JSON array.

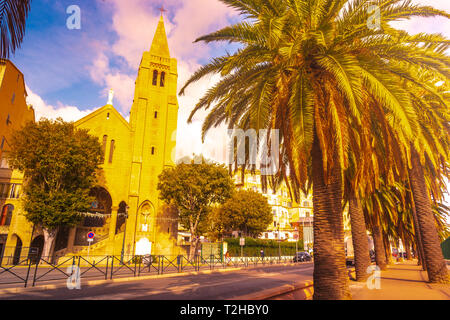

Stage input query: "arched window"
[
  {"left": 102, "top": 135, "right": 108, "bottom": 162},
  {"left": 109, "top": 140, "right": 115, "bottom": 163},
  {"left": 160, "top": 72, "right": 165, "bottom": 87},
  {"left": 152, "top": 70, "right": 158, "bottom": 86},
  {"left": 0, "top": 204, "right": 13, "bottom": 226}
]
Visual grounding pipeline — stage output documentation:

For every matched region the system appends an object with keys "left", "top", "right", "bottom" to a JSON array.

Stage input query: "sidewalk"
[{"left": 350, "top": 260, "right": 450, "bottom": 300}]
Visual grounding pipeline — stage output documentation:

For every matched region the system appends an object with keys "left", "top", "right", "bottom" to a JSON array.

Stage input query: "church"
[{"left": 0, "top": 15, "right": 181, "bottom": 262}]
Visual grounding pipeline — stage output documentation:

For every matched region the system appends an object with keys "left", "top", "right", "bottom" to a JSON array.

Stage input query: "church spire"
[{"left": 150, "top": 12, "right": 170, "bottom": 58}]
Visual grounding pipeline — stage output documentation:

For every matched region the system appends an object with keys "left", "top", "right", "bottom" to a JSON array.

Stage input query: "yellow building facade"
[
  {"left": 233, "top": 169, "right": 313, "bottom": 247},
  {"left": 1, "top": 16, "right": 181, "bottom": 263},
  {"left": 0, "top": 60, "right": 35, "bottom": 263}
]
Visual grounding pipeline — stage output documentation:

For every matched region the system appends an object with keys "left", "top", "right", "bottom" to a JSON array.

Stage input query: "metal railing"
[{"left": 0, "top": 254, "right": 302, "bottom": 288}]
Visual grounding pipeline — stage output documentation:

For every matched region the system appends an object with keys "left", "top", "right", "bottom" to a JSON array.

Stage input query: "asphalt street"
[{"left": 0, "top": 263, "right": 313, "bottom": 300}]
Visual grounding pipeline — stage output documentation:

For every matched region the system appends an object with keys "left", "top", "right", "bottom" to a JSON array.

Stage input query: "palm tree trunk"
[
  {"left": 410, "top": 191, "right": 427, "bottom": 270},
  {"left": 371, "top": 213, "right": 387, "bottom": 270},
  {"left": 311, "top": 133, "right": 351, "bottom": 300},
  {"left": 404, "top": 237, "right": 412, "bottom": 260},
  {"left": 348, "top": 193, "right": 371, "bottom": 281},
  {"left": 409, "top": 147, "right": 449, "bottom": 283},
  {"left": 383, "top": 233, "right": 393, "bottom": 265}
]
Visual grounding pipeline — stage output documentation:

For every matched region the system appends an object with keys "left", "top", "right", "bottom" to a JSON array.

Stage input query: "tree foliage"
[
  {"left": 212, "top": 189, "right": 272, "bottom": 238},
  {"left": 8, "top": 118, "right": 103, "bottom": 230},
  {"left": 157, "top": 160, "right": 235, "bottom": 256}
]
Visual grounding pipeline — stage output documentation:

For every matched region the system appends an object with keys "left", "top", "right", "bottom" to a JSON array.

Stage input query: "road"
[{"left": 0, "top": 263, "right": 313, "bottom": 300}]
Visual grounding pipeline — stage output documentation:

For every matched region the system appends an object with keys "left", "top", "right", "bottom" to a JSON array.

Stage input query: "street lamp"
[
  {"left": 278, "top": 226, "right": 281, "bottom": 259},
  {"left": 120, "top": 205, "right": 129, "bottom": 264}
]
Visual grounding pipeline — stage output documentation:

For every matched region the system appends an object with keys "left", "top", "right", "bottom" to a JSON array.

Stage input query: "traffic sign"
[{"left": 87, "top": 232, "right": 95, "bottom": 239}]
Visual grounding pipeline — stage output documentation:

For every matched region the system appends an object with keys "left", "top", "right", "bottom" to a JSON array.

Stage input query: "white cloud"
[{"left": 26, "top": 86, "right": 96, "bottom": 122}]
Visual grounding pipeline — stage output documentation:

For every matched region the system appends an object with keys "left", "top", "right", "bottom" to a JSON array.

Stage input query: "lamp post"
[
  {"left": 120, "top": 205, "right": 129, "bottom": 265},
  {"left": 278, "top": 226, "right": 281, "bottom": 259}
]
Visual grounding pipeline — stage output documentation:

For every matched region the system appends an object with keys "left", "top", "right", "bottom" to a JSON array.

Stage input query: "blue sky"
[{"left": 12, "top": 0, "right": 242, "bottom": 162}]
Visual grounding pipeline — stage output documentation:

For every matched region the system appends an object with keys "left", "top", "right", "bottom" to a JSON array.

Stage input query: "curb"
[
  {"left": 230, "top": 268, "right": 355, "bottom": 300},
  {"left": 229, "top": 280, "right": 314, "bottom": 300},
  {"left": 0, "top": 262, "right": 308, "bottom": 295}
]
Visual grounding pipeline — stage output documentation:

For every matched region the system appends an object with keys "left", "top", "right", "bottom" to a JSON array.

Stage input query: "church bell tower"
[{"left": 126, "top": 14, "right": 179, "bottom": 255}]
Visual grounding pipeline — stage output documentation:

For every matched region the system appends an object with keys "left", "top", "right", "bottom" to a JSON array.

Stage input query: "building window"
[
  {"left": 11, "top": 93, "right": 15, "bottom": 104},
  {"left": 6, "top": 114, "right": 11, "bottom": 125},
  {"left": 306, "top": 211, "right": 310, "bottom": 218},
  {"left": 0, "top": 137, "right": 5, "bottom": 150},
  {"left": 151, "top": 147, "right": 155, "bottom": 155},
  {"left": 152, "top": 70, "right": 158, "bottom": 86},
  {"left": 303, "top": 201, "right": 310, "bottom": 207},
  {"left": 0, "top": 204, "right": 13, "bottom": 226},
  {"left": 160, "top": 72, "right": 165, "bottom": 87},
  {"left": 154, "top": 111, "right": 158, "bottom": 119},
  {"left": 109, "top": 140, "right": 115, "bottom": 163},
  {"left": 106, "top": 113, "right": 110, "bottom": 120},
  {"left": 9, "top": 184, "right": 15, "bottom": 198},
  {"left": 102, "top": 135, "right": 107, "bottom": 161},
  {"left": 0, "top": 155, "right": 8, "bottom": 168}
]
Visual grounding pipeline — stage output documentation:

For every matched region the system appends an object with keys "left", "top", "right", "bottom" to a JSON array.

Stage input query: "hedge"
[
  {"left": 442, "top": 237, "right": 450, "bottom": 260},
  {"left": 224, "top": 237, "right": 304, "bottom": 257}
]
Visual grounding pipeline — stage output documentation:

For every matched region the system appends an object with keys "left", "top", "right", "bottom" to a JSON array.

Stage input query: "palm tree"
[
  {"left": 405, "top": 75, "right": 450, "bottom": 283},
  {"left": 180, "top": 0, "right": 450, "bottom": 299},
  {"left": 347, "top": 192, "right": 371, "bottom": 281},
  {"left": 0, "top": 0, "right": 32, "bottom": 59}
]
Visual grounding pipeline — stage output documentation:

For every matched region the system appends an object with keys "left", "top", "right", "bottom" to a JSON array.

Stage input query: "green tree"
[
  {"left": 8, "top": 118, "right": 103, "bottom": 259},
  {"left": 0, "top": 0, "right": 32, "bottom": 58},
  {"left": 180, "top": 0, "right": 450, "bottom": 298},
  {"left": 157, "top": 160, "right": 234, "bottom": 258},
  {"left": 214, "top": 189, "right": 272, "bottom": 238}
]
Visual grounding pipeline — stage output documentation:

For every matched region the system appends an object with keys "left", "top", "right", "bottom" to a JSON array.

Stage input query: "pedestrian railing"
[{"left": 0, "top": 254, "right": 301, "bottom": 288}]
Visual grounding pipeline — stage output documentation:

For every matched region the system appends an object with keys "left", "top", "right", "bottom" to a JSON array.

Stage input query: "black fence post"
[
  {"left": 105, "top": 256, "right": 109, "bottom": 280},
  {"left": 32, "top": 257, "right": 40, "bottom": 287},
  {"left": 110, "top": 256, "right": 114, "bottom": 280},
  {"left": 24, "top": 257, "right": 32, "bottom": 288}
]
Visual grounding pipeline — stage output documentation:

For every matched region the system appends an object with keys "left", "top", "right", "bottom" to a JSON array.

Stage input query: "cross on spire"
[{"left": 159, "top": 5, "right": 167, "bottom": 16}]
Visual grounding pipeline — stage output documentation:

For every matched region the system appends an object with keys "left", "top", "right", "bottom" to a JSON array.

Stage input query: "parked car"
[
  {"left": 346, "top": 250, "right": 376, "bottom": 266},
  {"left": 370, "top": 250, "right": 376, "bottom": 262},
  {"left": 293, "top": 252, "right": 312, "bottom": 262}
]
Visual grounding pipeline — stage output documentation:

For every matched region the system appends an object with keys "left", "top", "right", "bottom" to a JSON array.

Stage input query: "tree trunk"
[
  {"left": 409, "top": 147, "right": 449, "bottom": 283},
  {"left": 404, "top": 237, "right": 412, "bottom": 260},
  {"left": 383, "top": 233, "right": 393, "bottom": 265},
  {"left": 411, "top": 199, "right": 426, "bottom": 270},
  {"left": 311, "top": 133, "right": 351, "bottom": 300},
  {"left": 42, "top": 228, "right": 58, "bottom": 261},
  {"left": 371, "top": 215, "right": 387, "bottom": 270},
  {"left": 189, "top": 236, "right": 199, "bottom": 260},
  {"left": 348, "top": 193, "right": 371, "bottom": 281}
]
